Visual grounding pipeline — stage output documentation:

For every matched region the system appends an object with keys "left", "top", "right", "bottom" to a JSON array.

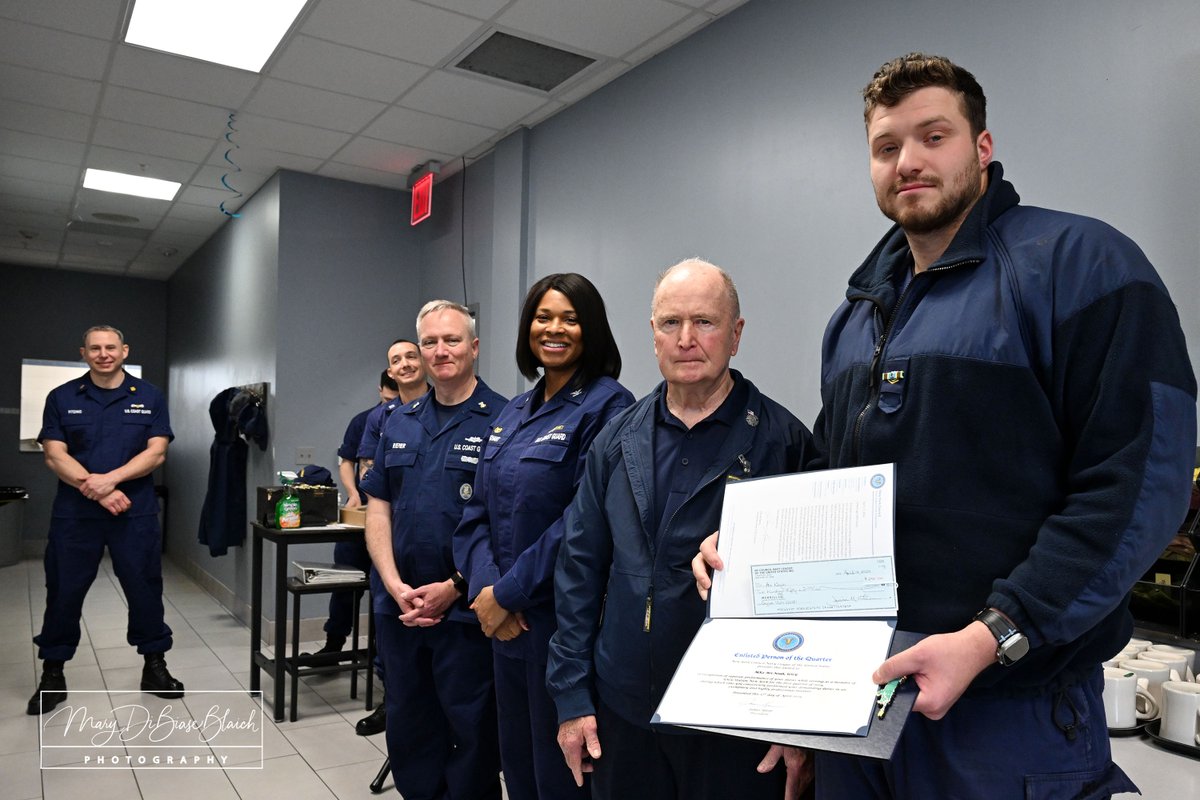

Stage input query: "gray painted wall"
[
  {"left": 448, "top": 0, "right": 1200, "bottom": 431},
  {"left": 166, "top": 171, "right": 422, "bottom": 623},
  {"left": 1, "top": 265, "right": 167, "bottom": 548}
]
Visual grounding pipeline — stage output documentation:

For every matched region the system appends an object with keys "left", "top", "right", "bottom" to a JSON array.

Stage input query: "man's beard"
[{"left": 879, "top": 162, "right": 982, "bottom": 235}]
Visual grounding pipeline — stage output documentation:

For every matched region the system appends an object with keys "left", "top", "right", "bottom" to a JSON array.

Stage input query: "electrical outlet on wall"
[{"left": 295, "top": 447, "right": 314, "bottom": 464}]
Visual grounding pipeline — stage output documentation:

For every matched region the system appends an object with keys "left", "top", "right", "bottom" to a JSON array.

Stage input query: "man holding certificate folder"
[
  {"left": 546, "top": 259, "right": 814, "bottom": 799},
  {"left": 697, "top": 54, "right": 1195, "bottom": 798}
]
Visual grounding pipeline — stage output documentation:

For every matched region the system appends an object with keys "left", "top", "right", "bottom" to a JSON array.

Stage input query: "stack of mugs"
[{"left": 1102, "top": 638, "right": 1200, "bottom": 748}]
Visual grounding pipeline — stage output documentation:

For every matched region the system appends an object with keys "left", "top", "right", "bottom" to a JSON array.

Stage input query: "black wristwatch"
[
  {"left": 973, "top": 607, "right": 1029, "bottom": 666},
  {"left": 450, "top": 572, "right": 468, "bottom": 596}
]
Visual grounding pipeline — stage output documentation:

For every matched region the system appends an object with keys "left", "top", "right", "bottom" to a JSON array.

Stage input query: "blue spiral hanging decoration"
[{"left": 220, "top": 112, "right": 243, "bottom": 218}]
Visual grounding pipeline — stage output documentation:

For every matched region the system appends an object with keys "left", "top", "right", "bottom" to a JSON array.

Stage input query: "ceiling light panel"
[
  {"left": 83, "top": 168, "right": 181, "bottom": 201},
  {"left": 124, "top": 0, "right": 309, "bottom": 73}
]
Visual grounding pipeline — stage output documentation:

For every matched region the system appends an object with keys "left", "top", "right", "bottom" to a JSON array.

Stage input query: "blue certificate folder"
[{"left": 666, "top": 629, "right": 923, "bottom": 760}]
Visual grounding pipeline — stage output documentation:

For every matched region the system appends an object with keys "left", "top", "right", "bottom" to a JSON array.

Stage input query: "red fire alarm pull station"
[{"left": 411, "top": 172, "right": 433, "bottom": 225}]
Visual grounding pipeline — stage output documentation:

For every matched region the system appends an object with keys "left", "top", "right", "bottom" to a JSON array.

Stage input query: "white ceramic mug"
[
  {"left": 1159, "top": 680, "right": 1200, "bottom": 746},
  {"left": 1103, "top": 668, "right": 1158, "bottom": 728},
  {"left": 1119, "top": 658, "right": 1176, "bottom": 708},
  {"left": 1125, "top": 638, "right": 1153, "bottom": 654},
  {"left": 1140, "top": 650, "right": 1193, "bottom": 683},
  {"left": 1146, "top": 644, "right": 1198, "bottom": 679}
]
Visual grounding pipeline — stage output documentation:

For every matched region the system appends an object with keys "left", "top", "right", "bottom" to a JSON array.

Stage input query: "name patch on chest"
[
  {"left": 123, "top": 407, "right": 153, "bottom": 415},
  {"left": 391, "top": 442, "right": 407, "bottom": 449}
]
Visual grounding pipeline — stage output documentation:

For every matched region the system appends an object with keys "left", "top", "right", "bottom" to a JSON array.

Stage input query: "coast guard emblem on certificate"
[{"left": 773, "top": 632, "right": 803, "bottom": 652}]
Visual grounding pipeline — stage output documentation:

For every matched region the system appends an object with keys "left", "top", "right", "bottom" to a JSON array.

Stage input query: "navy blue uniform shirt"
[
  {"left": 453, "top": 375, "right": 633, "bottom": 663},
  {"left": 39, "top": 371, "right": 173, "bottom": 519},
  {"left": 360, "top": 380, "right": 507, "bottom": 622}
]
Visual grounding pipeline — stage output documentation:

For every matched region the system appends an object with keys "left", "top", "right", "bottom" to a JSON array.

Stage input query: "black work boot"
[
  {"left": 26, "top": 659, "right": 67, "bottom": 716},
  {"left": 303, "top": 634, "right": 346, "bottom": 657},
  {"left": 355, "top": 703, "right": 386, "bottom": 736},
  {"left": 141, "top": 653, "right": 185, "bottom": 699}
]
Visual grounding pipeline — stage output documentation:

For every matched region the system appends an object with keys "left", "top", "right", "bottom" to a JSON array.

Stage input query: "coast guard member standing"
[
  {"left": 362, "top": 301, "right": 507, "bottom": 800},
  {"left": 28, "top": 325, "right": 183, "bottom": 716}
]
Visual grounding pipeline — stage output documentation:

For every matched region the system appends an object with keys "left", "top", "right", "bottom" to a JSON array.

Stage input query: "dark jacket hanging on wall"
[{"left": 199, "top": 386, "right": 268, "bottom": 556}]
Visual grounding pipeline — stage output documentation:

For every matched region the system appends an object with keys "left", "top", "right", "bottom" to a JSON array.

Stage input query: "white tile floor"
[
  {"left": 4, "top": 556, "right": 393, "bottom": 800},
  {"left": 4, "top": 555, "right": 1198, "bottom": 798}
]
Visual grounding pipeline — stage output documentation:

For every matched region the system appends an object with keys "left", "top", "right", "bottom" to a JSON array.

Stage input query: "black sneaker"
[
  {"left": 26, "top": 663, "right": 67, "bottom": 716},
  {"left": 355, "top": 704, "right": 386, "bottom": 736},
  {"left": 141, "top": 653, "right": 185, "bottom": 699}
]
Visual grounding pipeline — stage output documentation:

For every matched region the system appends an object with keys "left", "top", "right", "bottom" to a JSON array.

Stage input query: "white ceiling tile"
[
  {"left": 315, "top": 161, "right": 409, "bottom": 188},
  {"left": 402, "top": 71, "right": 546, "bottom": 129},
  {"left": 704, "top": 0, "right": 750, "bottom": 14},
  {"left": 100, "top": 86, "right": 232, "bottom": 139},
  {"left": 0, "top": 129, "right": 85, "bottom": 166},
  {"left": 92, "top": 119, "right": 216, "bottom": 162},
  {"left": 623, "top": 12, "right": 712, "bottom": 65},
  {"left": 0, "top": 154, "right": 82, "bottom": 186},
  {"left": 417, "top": 0, "right": 510, "bottom": 19},
  {"left": 362, "top": 105, "right": 495, "bottom": 153},
  {"left": 157, "top": 214, "right": 222, "bottom": 237},
  {"left": 0, "top": 99, "right": 92, "bottom": 142},
  {"left": 553, "top": 60, "right": 631, "bottom": 105},
  {"left": 60, "top": 257, "right": 132, "bottom": 274},
  {"left": 177, "top": 185, "right": 244, "bottom": 210},
  {"left": 301, "top": 0, "right": 484, "bottom": 65},
  {"left": 192, "top": 164, "right": 271, "bottom": 194},
  {"left": 332, "top": 137, "right": 450, "bottom": 175},
  {"left": 84, "top": 146, "right": 198, "bottom": 185},
  {"left": 168, "top": 201, "right": 233, "bottom": 222},
  {"left": 109, "top": 46, "right": 259, "bottom": 108},
  {"left": 233, "top": 114, "right": 352, "bottom": 159},
  {"left": 0, "top": 0, "right": 126, "bottom": 39},
  {"left": 0, "top": 224, "right": 63, "bottom": 249},
  {"left": 0, "top": 64, "right": 101, "bottom": 114},
  {"left": 148, "top": 229, "right": 209, "bottom": 250},
  {"left": 64, "top": 231, "right": 145, "bottom": 255},
  {"left": 270, "top": 36, "right": 431, "bottom": 102},
  {"left": 0, "top": 174, "right": 75, "bottom": 202},
  {"left": 0, "top": 207, "right": 68, "bottom": 232},
  {"left": 76, "top": 188, "right": 171, "bottom": 221},
  {"left": 0, "top": 247, "right": 60, "bottom": 267},
  {"left": 497, "top": 0, "right": 691, "bottom": 58},
  {"left": 0, "top": 20, "right": 112, "bottom": 80},
  {"left": 0, "top": 193, "right": 72, "bottom": 217},
  {"left": 216, "top": 146, "right": 324, "bottom": 174},
  {"left": 244, "top": 79, "right": 387, "bottom": 133}
]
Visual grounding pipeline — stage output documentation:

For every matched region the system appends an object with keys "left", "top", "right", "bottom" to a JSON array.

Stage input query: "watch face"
[{"left": 999, "top": 633, "right": 1030, "bottom": 664}]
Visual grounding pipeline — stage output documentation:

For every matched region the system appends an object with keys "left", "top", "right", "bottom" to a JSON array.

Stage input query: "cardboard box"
[
  {"left": 339, "top": 506, "right": 366, "bottom": 527},
  {"left": 256, "top": 485, "right": 339, "bottom": 528}
]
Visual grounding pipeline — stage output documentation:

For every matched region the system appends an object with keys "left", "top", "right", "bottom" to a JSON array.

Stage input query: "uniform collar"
[{"left": 846, "top": 161, "right": 1021, "bottom": 307}]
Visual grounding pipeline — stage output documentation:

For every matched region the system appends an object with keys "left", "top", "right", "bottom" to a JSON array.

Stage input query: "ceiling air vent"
[{"left": 455, "top": 32, "right": 595, "bottom": 92}]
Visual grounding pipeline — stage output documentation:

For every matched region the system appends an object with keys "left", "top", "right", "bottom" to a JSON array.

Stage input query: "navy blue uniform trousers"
[
  {"left": 34, "top": 514, "right": 172, "bottom": 661},
  {"left": 592, "top": 700, "right": 786, "bottom": 800},
  {"left": 376, "top": 612, "right": 501, "bottom": 800},
  {"left": 494, "top": 651, "right": 586, "bottom": 800},
  {"left": 815, "top": 668, "right": 1137, "bottom": 798}
]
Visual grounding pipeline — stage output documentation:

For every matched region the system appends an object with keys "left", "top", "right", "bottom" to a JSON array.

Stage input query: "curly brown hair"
[{"left": 862, "top": 53, "right": 987, "bottom": 137}]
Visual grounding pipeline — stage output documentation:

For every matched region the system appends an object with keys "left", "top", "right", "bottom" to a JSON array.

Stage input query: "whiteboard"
[{"left": 19, "top": 359, "right": 142, "bottom": 452}]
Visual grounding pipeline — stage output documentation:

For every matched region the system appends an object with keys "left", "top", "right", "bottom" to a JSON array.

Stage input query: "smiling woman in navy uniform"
[
  {"left": 361, "top": 301, "right": 507, "bottom": 800},
  {"left": 453, "top": 274, "right": 633, "bottom": 800},
  {"left": 28, "top": 325, "right": 183, "bottom": 716}
]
